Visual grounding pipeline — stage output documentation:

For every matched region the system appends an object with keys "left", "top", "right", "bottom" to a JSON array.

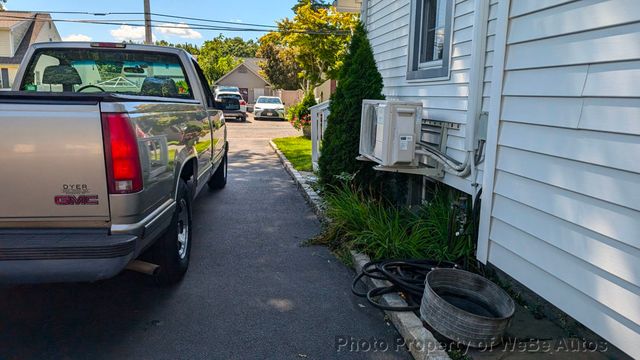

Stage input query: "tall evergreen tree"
[{"left": 318, "top": 23, "right": 385, "bottom": 189}]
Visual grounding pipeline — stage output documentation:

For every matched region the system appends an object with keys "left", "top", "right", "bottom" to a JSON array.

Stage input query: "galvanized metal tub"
[{"left": 420, "top": 268, "right": 515, "bottom": 348}]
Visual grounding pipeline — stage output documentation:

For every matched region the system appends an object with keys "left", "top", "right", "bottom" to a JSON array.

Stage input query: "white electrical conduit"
[{"left": 416, "top": 147, "right": 470, "bottom": 177}]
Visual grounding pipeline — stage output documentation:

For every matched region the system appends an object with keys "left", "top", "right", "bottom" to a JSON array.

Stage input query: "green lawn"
[{"left": 272, "top": 136, "right": 313, "bottom": 172}]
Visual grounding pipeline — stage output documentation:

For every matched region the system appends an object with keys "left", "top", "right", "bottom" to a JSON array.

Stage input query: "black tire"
[
  {"left": 241, "top": 116, "right": 247, "bottom": 122},
  {"left": 208, "top": 151, "right": 227, "bottom": 190},
  {"left": 151, "top": 179, "right": 192, "bottom": 285}
]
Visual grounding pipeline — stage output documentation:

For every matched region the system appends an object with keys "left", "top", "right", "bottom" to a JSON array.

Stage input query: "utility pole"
[{"left": 144, "top": 0, "right": 152, "bottom": 45}]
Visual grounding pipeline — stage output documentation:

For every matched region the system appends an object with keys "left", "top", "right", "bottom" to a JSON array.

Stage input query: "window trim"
[
  {"left": 407, "top": 0, "right": 454, "bottom": 81},
  {"left": 191, "top": 59, "right": 215, "bottom": 108}
]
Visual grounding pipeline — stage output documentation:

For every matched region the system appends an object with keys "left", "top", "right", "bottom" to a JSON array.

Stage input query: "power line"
[
  {"left": 22, "top": 10, "right": 279, "bottom": 29},
  {"left": 0, "top": 14, "right": 350, "bottom": 35}
]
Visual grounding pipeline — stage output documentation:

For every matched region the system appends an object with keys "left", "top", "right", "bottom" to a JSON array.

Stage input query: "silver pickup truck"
[{"left": 0, "top": 42, "right": 228, "bottom": 284}]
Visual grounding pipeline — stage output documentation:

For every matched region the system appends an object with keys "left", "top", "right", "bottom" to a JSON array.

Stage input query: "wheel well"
[
  {"left": 180, "top": 159, "right": 196, "bottom": 181},
  {"left": 178, "top": 158, "right": 197, "bottom": 196}
]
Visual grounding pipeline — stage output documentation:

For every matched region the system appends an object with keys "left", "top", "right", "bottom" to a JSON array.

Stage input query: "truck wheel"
[
  {"left": 152, "top": 179, "right": 192, "bottom": 285},
  {"left": 208, "top": 152, "right": 227, "bottom": 190}
]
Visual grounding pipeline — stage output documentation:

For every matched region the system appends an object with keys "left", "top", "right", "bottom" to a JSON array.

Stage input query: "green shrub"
[
  {"left": 318, "top": 23, "right": 386, "bottom": 190},
  {"left": 287, "top": 92, "right": 317, "bottom": 130},
  {"left": 315, "top": 183, "right": 475, "bottom": 264}
]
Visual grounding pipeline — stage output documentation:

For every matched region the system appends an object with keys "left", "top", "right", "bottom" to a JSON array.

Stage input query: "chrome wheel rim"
[{"left": 177, "top": 198, "right": 189, "bottom": 259}]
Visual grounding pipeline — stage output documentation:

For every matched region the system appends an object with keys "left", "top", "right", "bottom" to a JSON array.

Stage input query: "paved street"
[{"left": 0, "top": 115, "right": 410, "bottom": 360}]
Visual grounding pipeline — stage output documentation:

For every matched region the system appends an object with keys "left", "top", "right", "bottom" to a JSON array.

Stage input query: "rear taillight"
[
  {"left": 101, "top": 113, "right": 143, "bottom": 194},
  {"left": 239, "top": 100, "right": 246, "bottom": 106}
]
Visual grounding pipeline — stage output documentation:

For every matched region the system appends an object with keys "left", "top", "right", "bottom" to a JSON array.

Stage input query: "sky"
[{"left": 4, "top": 0, "right": 298, "bottom": 44}]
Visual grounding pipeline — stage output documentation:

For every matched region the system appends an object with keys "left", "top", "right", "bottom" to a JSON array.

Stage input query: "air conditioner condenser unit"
[{"left": 359, "top": 100, "right": 423, "bottom": 167}]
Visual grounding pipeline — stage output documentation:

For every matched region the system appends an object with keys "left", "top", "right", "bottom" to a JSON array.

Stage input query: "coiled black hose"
[{"left": 352, "top": 259, "right": 459, "bottom": 312}]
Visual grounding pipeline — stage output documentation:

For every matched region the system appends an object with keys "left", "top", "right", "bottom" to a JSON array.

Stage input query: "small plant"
[{"left": 287, "top": 92, "right": 317, "bottom": 131}]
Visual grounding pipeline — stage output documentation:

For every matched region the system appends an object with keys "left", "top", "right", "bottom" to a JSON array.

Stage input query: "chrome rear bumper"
[{"left": 0, "top": 229, "right": 137, "bottom": 283}]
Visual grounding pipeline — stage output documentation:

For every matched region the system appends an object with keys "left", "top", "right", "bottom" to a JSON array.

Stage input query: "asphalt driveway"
[{"left": 0, "top": 115, "right": 411, "bottom": 360}]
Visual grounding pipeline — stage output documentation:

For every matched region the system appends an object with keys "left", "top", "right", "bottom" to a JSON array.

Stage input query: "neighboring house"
[
  {"left": 214, "top": 58, "right": 272, "bottom": 104},
  {"left": 0, "top": 11, "right": 61, "bottom": 88},
  {"left": 333, "top": 0, "right": 363, "bottom": 13},
  {"left": 361, "top": 0, "right": 640, "bottom": 358}
]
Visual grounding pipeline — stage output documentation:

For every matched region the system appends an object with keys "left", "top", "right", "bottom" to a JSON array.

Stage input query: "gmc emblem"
[{"left": 54, "top": 195, "right": 99, "bottom": 206}]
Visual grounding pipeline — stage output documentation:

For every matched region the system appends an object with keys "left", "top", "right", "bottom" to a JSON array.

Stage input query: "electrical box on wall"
[
  {"left": 475, "top": 111, "right": 489, "bottom": 141},
  {"left": 359, "top": 100, "right": 423, "bottom": 167}
]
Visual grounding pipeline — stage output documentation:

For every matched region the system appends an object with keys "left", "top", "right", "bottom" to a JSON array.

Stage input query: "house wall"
[
  {"left": 363, "top": 0, "right": 481, "bottom": 194},
  {"left": 33, "top": 20, "right": 61, "bottom": 43},
  {"left": 479, "top": 0, "right": 640, "bottom": 357},
  {"left": 0, "top": 64, "right": 20, "bottom": 88},
  {"left": 314, "top": 79, "right": 336, "bottom": 103},
  {"left": 0, "top": 30, "right": 11, "bottom": 57},
  {"left": 334, "top": 0, "right": 362, "bottom": 13},
  {"left": 216, "top": 64, "right": 270, "bottom": 103}
]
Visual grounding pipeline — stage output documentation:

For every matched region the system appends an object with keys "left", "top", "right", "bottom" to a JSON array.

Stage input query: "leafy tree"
[
  {"left": 155, "top": 40, "right": 201, "bottom": 56},
  {"left": 318, "top": 23, "right": 387, "bottom": 191},
  {"left": 260, "top": 0, "right": 357, "bottom": 91},
  {"left": 157, "top": 36, "right": 258, "bottom": 84},
  {"left": 197, "top": 35, "right": 259, "bottom": 83},
  {"left": 0, "top": 0, "right": 6, "bottom": 11},
  {"left": 257, "top": 32, "right": 302, "bottom": 90},
  {"left": 292, "top": 0, "right": 330, "bottom": 12}
]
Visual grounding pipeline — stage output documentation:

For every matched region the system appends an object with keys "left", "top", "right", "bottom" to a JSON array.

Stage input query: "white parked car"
[
  {"left": 254, "top": 96, "right": 285, "bottom": 120},
  {"left": 214, "top": 91, "right": 247, "bottom": 119}
]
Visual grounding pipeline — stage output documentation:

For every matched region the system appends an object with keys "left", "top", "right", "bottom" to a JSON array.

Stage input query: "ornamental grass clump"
[{"left": 315, "top": 183, "right": 475, "bottom": 265}]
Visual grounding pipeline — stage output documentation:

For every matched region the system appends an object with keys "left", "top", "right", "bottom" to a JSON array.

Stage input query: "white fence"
[{"left": 310, "top": 100, "right": 331, "bottom": 171}]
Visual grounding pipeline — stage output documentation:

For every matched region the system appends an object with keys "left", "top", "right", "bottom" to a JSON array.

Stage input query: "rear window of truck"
[{"left": 20, "top": 48, "right": 193, "bottom": 99}]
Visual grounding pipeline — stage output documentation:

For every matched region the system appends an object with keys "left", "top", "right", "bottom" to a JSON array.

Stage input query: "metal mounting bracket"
[
  {"left": 373, "top": 165, "right": 444, "bottom": 178},
  {"left": 356, "top": 155, "right": 375, "bottom": 162}
]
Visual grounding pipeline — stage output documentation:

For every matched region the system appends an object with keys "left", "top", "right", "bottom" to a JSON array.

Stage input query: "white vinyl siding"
[
  {"left": 482, "top": 0, "right": 640, "bottom": 357},
  {"left": 365, "top": 0, "right": 476, "bottom": 193},
  {"left": 0, "top": 30, "right": 12, "bottom": 57}
]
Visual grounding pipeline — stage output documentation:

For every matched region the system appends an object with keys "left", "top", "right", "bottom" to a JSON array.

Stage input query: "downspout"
[
  {"left": 361, "top": 0, "right": 369, "bottom": 25},
  {"left": 465, "top": 0, "right": 491, "bottom": 201}
]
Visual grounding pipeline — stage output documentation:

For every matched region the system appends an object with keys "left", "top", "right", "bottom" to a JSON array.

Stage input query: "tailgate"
[{"left": 0, "top": 103, "right": 110, "bottom": 224}]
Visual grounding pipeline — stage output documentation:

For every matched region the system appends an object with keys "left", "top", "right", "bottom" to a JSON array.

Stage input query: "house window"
[
  {"left": 1, "top": 68, "right": 9, "bottom": 89},
  {"left": 407, "top": 0, "right": 453, "bottom": 80}
]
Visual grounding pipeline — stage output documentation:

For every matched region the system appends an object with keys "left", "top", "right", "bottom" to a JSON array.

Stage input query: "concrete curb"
[
  {"left": 269, "top": 139, "right": 450, "bottom": 360},
  {"left": 269, "top": 140, "right": 328, "bottom": 223},
  {"left": 351, "top": 251, "right": 451, "bottom": 360}
]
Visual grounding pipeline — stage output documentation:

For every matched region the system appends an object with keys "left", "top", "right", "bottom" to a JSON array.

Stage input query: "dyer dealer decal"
[{"left": 55, "top": 184, "right": 99, "bottom": 205}]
